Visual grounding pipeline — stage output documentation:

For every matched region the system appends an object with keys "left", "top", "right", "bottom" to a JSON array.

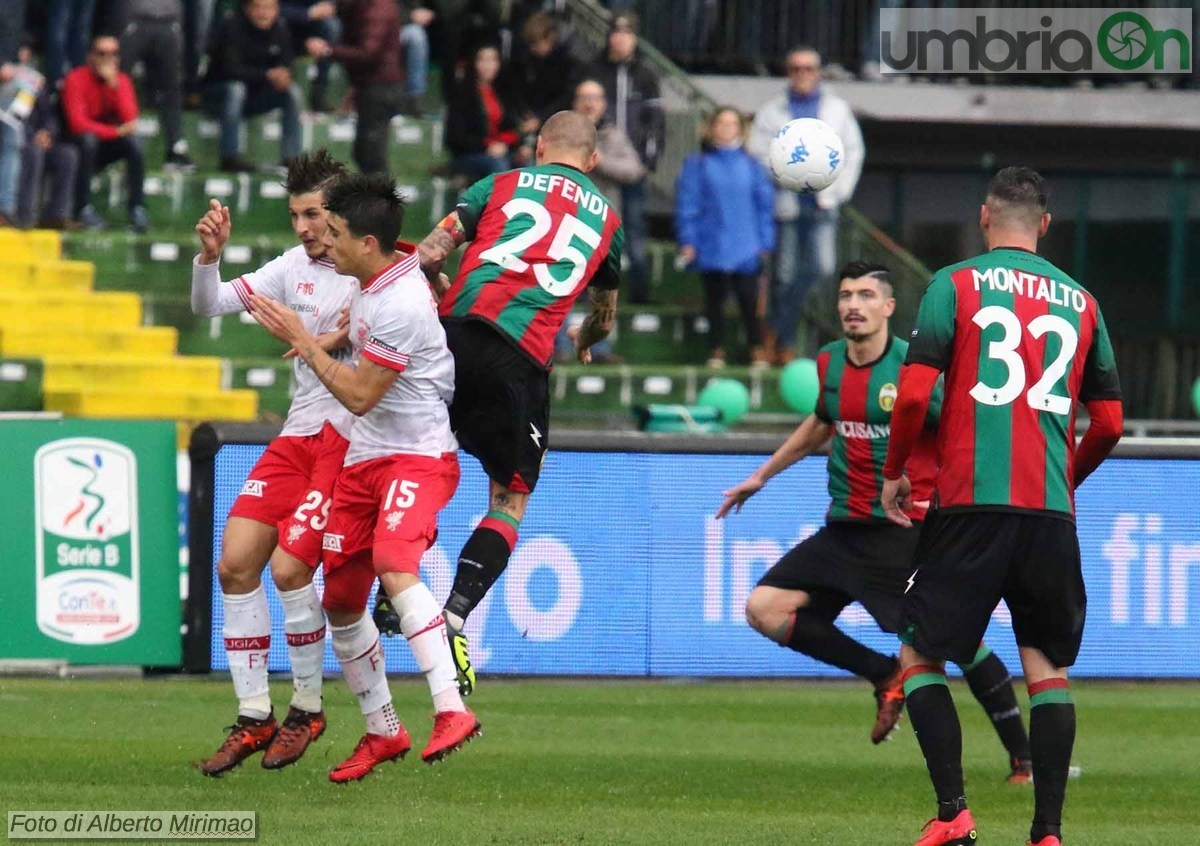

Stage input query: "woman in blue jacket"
[{"left": 675, "top": 107, "right": 776, "bottom": 367}]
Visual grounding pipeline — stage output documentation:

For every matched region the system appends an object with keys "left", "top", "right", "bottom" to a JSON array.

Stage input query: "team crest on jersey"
[
  {"left": 240, "top": 480, "right": 266, "bottom": 498},
  {"left": 385, "top": 511, "right": 405, "bottom": 532},
  {"left": 878, "top": 382, "right": 898, "bottom": 412},
  {"left": 287, "top": 524, "right": 306, "bottom": 544}
]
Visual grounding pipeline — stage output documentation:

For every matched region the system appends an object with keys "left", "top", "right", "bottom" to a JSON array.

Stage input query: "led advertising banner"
[{"left": 207, "top": 447, "right": 1200, "bottom": 678}]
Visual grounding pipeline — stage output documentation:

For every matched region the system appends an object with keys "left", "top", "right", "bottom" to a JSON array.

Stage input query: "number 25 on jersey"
[{"left": 478, "top": 198, "right": 602, "bottom": 297}]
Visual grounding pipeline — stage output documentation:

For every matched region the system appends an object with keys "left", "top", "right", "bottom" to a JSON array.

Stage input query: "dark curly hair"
[{"left": 284, "top": 149, "right": 348, "bottom": 197}]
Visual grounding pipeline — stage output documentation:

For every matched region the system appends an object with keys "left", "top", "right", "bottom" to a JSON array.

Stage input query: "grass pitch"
[{"left": 1, "top": 677, "right": 1196, "bottom": 845}]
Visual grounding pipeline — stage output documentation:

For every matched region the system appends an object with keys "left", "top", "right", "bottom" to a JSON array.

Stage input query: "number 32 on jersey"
[{"left": 970, "top": 305, "right": 1078, "bottom": 415}]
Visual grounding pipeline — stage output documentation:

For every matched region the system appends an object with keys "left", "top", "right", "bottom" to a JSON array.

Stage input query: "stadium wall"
[{"left": 187, "top": 426, "right": 1200, "bottom": 679}]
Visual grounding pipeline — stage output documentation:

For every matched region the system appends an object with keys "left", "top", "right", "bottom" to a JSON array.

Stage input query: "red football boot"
[{"left": 329, "top": 728, "right": 412, "bottom": 783}]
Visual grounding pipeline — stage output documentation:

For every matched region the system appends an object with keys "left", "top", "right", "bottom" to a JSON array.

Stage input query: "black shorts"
[
  {"left": 442, "top": 318, "right": 549, "bottom": 493},
  {"left": 901, "top": 510, "right": 1085, "bottom": 668},
  {"left": 756, "top": 521, "right": 922, "bottom": 633}
]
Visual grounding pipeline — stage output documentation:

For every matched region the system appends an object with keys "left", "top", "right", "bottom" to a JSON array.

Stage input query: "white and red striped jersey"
[
  {"left": 191, "top": 246, "right": 357, "bottom": 439},
  {"left": 344, "top": 248, "right": 457, "bottom": 466}
]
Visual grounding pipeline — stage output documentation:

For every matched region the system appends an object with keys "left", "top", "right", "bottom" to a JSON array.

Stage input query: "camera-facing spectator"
[
  {"left": 203, "top": 0, "right": 301, "bottom": 173},
  {"left": 513, "top": 12, "right": 585, "bottom": 123},
  {"left": 17, "top": 80, "right": 79, "bottom": 230},
  {"left": 445, "top": 43, "right": 533, "bottom": 183},
  {"left": 280, "top": 0, "right": 339, "bottom": 111},
  {"left": 549, "top": 79, "right": 641, "bottom": 365},
  {"left": 115, "top": 0, "right": 193, "bottom": 168},
  {"left": 676, "top": 107, "right": 776, "bottom": 369},
  {"left": 586, "top": 12, "right": 664, "bottom": 304},
  {"left": 571, "top": 78, "right": 643, "bottom": 214},
  {"left": 305, "top": 0, "right": 403, "bottom": 176},
  {"left": 749, "top": 45, "right": 864, "bottom": 364},
  {"left": 61, "top": 34, "right": 147, "bottom": 232}
]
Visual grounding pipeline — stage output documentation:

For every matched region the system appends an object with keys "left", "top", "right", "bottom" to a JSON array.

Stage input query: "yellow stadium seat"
[
  {"left": 0, "top": 260, "right": 93, "bottom": 293},
  {"left": 0, "top": 291, "right": 143, "bottom": 331},
  {"left": 0, "top": 229, "right": 62, "bottom": 262},
  {"left": 32, "top": 260, "right": 95, "bottom": 291},
  {"left": 44, "top": 387, "right": 259, "bottom": 422},
  {"left": 41, "top": 355, "right": 224, "bottom": 393},
  {"left": 0, "top": 325, "right": 178, "bottom": 357}
]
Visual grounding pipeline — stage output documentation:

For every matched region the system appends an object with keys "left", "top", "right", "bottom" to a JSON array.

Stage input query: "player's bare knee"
[
  {"left": 270, "top": 554, "right": 314, "bottom": 592},
  {"left": 744, "top": 589, "right": 780, "bottom": 635},
  {"left": 216, "top": 555, "right": 260, "bottom": 594}
]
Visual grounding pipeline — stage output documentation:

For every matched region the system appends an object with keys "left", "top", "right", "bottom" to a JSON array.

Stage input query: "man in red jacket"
[{"left": 61, "top": 34, "right": 148, "bottom": 233}]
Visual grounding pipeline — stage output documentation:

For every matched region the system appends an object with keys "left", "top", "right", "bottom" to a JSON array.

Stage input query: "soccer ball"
[{"left": 767, "top": 118, "right": 845, "bottom": 194}]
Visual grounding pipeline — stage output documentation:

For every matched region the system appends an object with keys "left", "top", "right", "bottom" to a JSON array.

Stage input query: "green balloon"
[
  {"left": 779, "top": 358, "right": 820, "bottom": 414},
  {"left": 698, "top": 378, "right": 751, "bottom": 426},
  {"left": 1193, "top": 377, "right": 1200, "bottom": 417}
]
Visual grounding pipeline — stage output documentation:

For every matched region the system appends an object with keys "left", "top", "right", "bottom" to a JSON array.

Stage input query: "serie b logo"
[{"left": 34, "top": 438, "right": 141, "bottom": 644}]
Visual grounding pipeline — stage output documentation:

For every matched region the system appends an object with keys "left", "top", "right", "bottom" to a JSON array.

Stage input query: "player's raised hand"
[
  {"left": 881, "top": 475, "right": 913, "bottom": 528},
  {"left": 716, "top": 476, "right": 764, "bottom": 519},
  {"left": 195, "top": 199, "right": 231, "bottom": 263}
]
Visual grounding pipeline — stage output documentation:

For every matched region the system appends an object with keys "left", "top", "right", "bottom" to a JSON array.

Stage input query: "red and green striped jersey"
[
  {"left": 906, "top": 247, "right": 1121, "bottom": 516},
  {"left": 815, "top": 336, "right": 941, "bottom": 522},
  {"left": 440, "top": 163, "right": 625, "bottom": 369}
]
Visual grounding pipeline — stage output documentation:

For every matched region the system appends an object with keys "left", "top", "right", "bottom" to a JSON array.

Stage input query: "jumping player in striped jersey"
[
  {"left": 718, "top": 262, "right": 1031, "bottom": 777},
  {"left": 191, "top": 150, "right": 356, "bottom": 776},
  {"left": 882, "top": 168, "right": 1123, "bottom": 846},
  {"left": 251, "top": 174, "right": 481, "bottom": 781},
  {"left": 401, "top": 110, "right": 624, "bottom": 695}
]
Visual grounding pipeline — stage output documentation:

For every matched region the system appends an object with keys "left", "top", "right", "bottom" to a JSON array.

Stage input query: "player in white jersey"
[
  {"left": 191, "top": 151, "right": 357, "bottom": 776},
  {"left": 250, "top": 173, "right": 480, "bottom": 782}
]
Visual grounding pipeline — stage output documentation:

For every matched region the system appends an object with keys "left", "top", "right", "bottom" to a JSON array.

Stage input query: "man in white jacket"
[{"left": 749, "top": 46, "right": 865, "bottom": 363}]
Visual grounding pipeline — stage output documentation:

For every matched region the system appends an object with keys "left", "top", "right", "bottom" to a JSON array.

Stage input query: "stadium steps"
[
  {"left": 0, "top": 229, "right": 258, "bottom": 422},
  {"left": 43, "top": 386, "right": 258, "bottom": 422},
  {"left": 132, "top": 110, "right": 443, "bottom": 175}
]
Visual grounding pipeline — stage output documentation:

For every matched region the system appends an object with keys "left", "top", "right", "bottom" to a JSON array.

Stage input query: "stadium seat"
[
  {"left": 0, "top": 325, "right": 179, "bottom": 357},
  {"left": 40, "top": 355, "right": 225, "bottom": 394},
  {"left": 0, "top": 291, "right": 143, "bottom": 332},
  {"left": 44, "top": 386, "right": 259, "bottom": 422},
  {"left": 0, "top": 260, "right": 95, "bottom": 294}
]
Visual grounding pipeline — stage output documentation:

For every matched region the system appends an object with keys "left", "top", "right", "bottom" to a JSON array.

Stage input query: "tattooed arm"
[
  {"left": 418, "top": 211, "right": 470, "bottom": 298},
  {"left": 568, "top": 286, "right": 619, "bottom": 365}
]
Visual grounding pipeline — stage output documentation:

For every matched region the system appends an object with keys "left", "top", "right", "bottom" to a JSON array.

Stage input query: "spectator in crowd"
[
  {"left": 305, "top": 0, "right": 403, "bottom": 176},
  {"left": 399, "top": 4, "right": 434, "bottom": 116},
  {"left": 586, "top": 12, "right": 664, "bottom": 304},
  {"left": 572, "top": 77, "right": 643, "bottom": 214},
  {"left": 182, "top": 0, "right": 217, "bottom": 101},
  {"left": 280, "top": 0, "right": 339, "bottom": 111},
  {"left": 116, "top": 0, "right": 194, "bottom": 168},
  {"left": 676, "top": 107, "right": 775, "bottom": 368},
  {"left": 44, "top": 0, "right": 97, "bottom": 89},
  {"left": 61, "top": 33, "right": 147, "bottom": 232},
  {"left": 444, "top": 42, "right": 531, "bottom": 183},
  {"left": 551, "top": 77, "right": 642, "bottom": 364},
  {"left": 513, "top": 12, "right": 584, "bottom": 122},
  {"left": 204, "top": 0, "right": 302, "bottom": 173},
  {"left": 0, "top": 6, "right": 30, "bottom": 227},
  {"left": 749, "top": 45, "right": 863, "bottom": 364},
  {"left": 17, "top": 75, "right": 78, "bottom": 229}
]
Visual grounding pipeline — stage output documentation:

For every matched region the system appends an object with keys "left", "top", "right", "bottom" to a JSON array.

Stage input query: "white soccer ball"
[{"left": 767, "top": 117, "right": 845, "bottom": 194}]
